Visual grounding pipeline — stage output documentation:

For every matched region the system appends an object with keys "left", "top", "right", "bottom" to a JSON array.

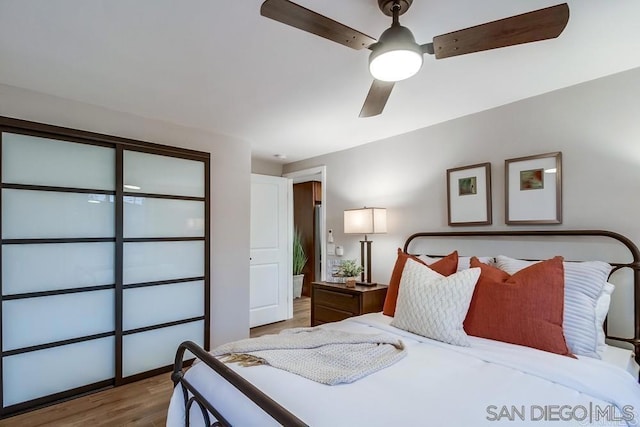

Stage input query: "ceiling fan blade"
[
  {"left": 359, "top": 80, "right": 395, "bottom": 118},
  {"left": 261, "top": 0, "right": 377, "bottom": 50},
  {"left": 432, "top": 3, "right": 569, "bottom": 59}
]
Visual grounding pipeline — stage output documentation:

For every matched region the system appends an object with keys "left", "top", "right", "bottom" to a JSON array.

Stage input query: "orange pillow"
[
  {"left": 464, "top": 256, "right": 573, "bottom": 357},
  {"left": 382, "top": 249, "right": 458, "bottom": 316}
]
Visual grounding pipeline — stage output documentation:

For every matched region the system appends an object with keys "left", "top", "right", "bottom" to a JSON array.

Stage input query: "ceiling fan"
[{"left": 260, "top": 0, "right": 570, "bottom": 117}]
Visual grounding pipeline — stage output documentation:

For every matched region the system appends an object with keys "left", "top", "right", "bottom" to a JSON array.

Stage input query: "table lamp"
[{"left": 343, "top": 207, "right": 387, "bottom": 284}]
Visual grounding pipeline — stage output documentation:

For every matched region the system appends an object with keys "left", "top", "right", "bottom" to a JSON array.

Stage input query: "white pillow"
[
  {"left": 457, "top": 256, "right": 494, "bottom": 271},
  {"left": 495, "top": 255, "right": 612, "bottom": 359},
  {"left": 417, "top": 254, "right": 442, "bottom": 264},
  {"left": 595, "top": 282, "right": 615, "bottom": 356},
  {"left": 391, "top": 259, "right": 480, "bottom": 347},
  {"left": 418, "top": 255, "right": 494, "bottom": 272}
]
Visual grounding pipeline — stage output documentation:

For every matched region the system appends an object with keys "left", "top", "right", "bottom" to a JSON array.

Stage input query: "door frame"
[{"left": 283, "top": 166, "right": 327, "bottom": 282}]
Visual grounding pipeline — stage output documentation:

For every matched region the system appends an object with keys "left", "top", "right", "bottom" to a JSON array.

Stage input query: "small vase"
[{"left": 345, "top": 278, "right": 357, "bottom": 288}]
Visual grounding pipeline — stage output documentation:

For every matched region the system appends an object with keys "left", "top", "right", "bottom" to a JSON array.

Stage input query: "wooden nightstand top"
[{"left": 312, "top": 281, "right": 388, "bottom": 293}]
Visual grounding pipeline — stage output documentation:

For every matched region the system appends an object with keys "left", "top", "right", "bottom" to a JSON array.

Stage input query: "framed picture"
[
  {"left": 505, "top": 152, "right": 562, "bottom": 225},
  {"left": 446, "top": 162, "right": 492, "bottom": 226}
]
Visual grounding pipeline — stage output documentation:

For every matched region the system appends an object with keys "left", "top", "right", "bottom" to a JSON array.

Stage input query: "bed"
[{"left": 168, "top": 230, "right": 640, "bottom": 426}]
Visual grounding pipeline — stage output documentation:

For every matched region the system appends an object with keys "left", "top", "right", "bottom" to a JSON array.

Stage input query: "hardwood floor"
[
  {"left": 250, "top": 296, "right": 311, "bottom": 338},
  {"left": 0, "top": 297, "right": 311, "bottom": 427},
  {"left": 0, "top": 374, "right": 173, "bottom": 427}
]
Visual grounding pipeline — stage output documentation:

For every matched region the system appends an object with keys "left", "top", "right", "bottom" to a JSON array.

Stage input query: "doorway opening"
[{"left": 283, "top": 166, "right": 327, "bottom": 300}]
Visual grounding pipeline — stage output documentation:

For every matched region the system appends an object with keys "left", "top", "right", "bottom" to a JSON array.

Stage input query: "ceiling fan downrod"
[{"left": 391, "top": 1, "right": 400, "bottom": 26}]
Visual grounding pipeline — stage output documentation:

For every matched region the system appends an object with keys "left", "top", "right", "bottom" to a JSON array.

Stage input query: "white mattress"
[
  {"left": 167, "top": 313, "right": 640, "bottom": 426},
  {"left": 599, "top": 343, "right": 639, "bottom": 379}
]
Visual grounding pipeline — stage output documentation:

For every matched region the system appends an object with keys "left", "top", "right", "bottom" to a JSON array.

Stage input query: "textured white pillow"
[
  {"left": 391, "top": 259, "right": 480, "bottom": 347},
  {"left": 495, "top": 255, "right": 612, "bottom": 359},
  {"left": 595, "top": 282, "right": 615, "bottom": 355}
]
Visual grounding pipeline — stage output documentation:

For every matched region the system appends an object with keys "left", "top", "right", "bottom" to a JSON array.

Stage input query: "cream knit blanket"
[{"left": 211, "top": 327, "right": 406, "bottom": 385}]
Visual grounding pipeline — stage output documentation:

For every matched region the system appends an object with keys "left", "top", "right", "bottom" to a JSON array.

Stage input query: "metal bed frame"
[{"left": 172, "top": 229, "right": 640, "bottom": 427}]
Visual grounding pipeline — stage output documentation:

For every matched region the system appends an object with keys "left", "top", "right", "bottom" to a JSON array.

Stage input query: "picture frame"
[
  {"left": 446, "top": 162, "right": 492, "bottom": 226},
  {"left": 505, "top": 152, "right": 562, "bottom": 225}
]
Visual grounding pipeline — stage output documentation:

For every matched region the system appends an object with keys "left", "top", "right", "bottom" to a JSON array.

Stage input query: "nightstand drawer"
[
  {"left": 314, "top": 306, "right": 354, "bottom": 324},
  {"left": 314, "top": 288, "right": 359, "bottom": 313},
  {"left": 311, "top": 281, "right": 388, "bottom": 326}
]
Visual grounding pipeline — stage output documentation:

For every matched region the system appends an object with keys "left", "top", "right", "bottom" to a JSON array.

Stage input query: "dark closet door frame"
[{"left": 0, "top": 116, "right": 211, "bottom": 417}]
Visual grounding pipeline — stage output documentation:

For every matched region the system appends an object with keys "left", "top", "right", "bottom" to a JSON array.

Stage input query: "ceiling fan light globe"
[
  {"left": 369, "top": 49, "right": 423, "bottom": 82},
  {"left": 369, "top": 25, "right": 423, "bottom": 82}
]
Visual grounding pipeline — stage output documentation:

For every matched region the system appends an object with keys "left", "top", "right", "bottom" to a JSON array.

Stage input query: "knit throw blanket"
[{"left": 211, "top": 327, "right": 406, "bottom": 385}]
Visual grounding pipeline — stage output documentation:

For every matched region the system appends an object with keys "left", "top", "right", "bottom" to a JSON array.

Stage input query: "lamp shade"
[{"left": 344, "top": 208, "right": 387, "bottom": 235}]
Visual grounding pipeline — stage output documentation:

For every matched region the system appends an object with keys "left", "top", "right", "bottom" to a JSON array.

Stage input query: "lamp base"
[{"left": 356, "top": 281, "right": 378, "bottom": 287}]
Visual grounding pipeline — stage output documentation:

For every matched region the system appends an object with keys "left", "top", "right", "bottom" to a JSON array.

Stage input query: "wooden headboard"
[{"left": 403, "top": 229, "right": 640, "bottom": 366}]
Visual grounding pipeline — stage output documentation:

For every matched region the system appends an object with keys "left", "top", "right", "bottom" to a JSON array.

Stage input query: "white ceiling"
[{"left": 1, "top": 1, "right": 639, "bottom": 163}]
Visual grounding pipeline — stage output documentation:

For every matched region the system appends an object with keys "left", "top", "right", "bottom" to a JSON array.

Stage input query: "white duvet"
[{"left": 167, "top": 313, "right": 640, "bottom": 427}]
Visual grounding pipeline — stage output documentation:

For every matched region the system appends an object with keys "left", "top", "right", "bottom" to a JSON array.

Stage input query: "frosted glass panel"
[
  {"left": 123, "top": 281, "right": 203, "bottom": 330},
  {"left": 2, "top": 189, "right": 114, "bottom": 239},
  {"left": 3, "top": 290, "right": 114, "bottom": 351},
  {"left": 122, "top": 321, "right": 203, "bottom": 377},
  {"left": 123, "top": 197, "right": 204, "bottom": 238},
  {"left": 2, "top": 243, "right": 114, "bottom": 294},
  {"left": 123, "top": 151, "right": 204, "bottom": 197},
  {"left": 2, "top": 133, "right": 114, "bottom": 190},
  {"left": 3, "top": 337, "right": 114, "bottom": 407},
  {"left": 123, "top": 241, "right": 204, "bottom": 284}
]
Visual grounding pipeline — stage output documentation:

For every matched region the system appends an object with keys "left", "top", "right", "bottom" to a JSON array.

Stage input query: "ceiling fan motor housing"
[
  {"left": 375, "top": 24, "right": 420, "bottom": 51},
  {"left": 377, "top": 0, "right": 413, "bottom": 16}
]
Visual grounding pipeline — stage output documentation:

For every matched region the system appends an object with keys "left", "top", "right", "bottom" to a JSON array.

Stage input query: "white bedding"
[
  {"left": 167, "top": 313, "right": 640, "bottom": 427},
  {"left": 600, "top": 343, "right": 640, "bottom": 379}
]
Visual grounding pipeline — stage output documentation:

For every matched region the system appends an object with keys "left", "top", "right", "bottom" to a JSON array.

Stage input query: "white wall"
[
  {"left": 285, "top": 67, "right": 640, "bottom": 339},
  {"left": 0, "top": 83, "right": 251, "bottom": 347}
]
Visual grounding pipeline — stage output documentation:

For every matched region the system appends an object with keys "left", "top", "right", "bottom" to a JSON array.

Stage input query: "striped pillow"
[
  {"left": 595, "top": 283, "right": 615, "bottom": 355},
  {"left": 495, "top": 255, "right": 611, "bottom": 359}
]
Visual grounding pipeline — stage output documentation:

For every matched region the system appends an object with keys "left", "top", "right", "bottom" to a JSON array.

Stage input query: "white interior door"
[{"left": 250, "top": 174, "right": 292, "bottom": 327}]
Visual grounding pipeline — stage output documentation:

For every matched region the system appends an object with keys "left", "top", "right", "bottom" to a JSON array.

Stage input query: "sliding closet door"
[
  {"left": 1, "top": 132, "right": 116, "bottom": 411},
  {"left": 120, "top": 150, "right": 208, "bottom": 380},
  {"left": 0, "top": 116, "right": 210, "bottom": 417}
]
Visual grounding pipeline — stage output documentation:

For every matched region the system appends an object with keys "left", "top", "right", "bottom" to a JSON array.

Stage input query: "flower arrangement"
[{"left": 336, "top": 259, "right": 363, "bottom": 278}]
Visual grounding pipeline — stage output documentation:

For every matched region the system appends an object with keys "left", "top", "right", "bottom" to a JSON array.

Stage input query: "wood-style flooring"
[
  {"left": 249, "top": 295, "right": 311, "bottom": 338},
  {"left": 0, "top": 297, "right": 311, "bottom": 427}
]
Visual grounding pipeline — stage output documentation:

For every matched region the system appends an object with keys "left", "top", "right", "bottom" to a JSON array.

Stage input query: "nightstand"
[{"left": 311, "top": 281, "right": 388, "bottom": 326}]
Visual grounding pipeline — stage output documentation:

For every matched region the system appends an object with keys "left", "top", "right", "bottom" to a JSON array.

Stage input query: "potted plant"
[
  {"left": 292, "top": 229, "right": 307, "bottom": 298},
  {"left": 336, "top": 259, "right": 363, "bottom": 288}
]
